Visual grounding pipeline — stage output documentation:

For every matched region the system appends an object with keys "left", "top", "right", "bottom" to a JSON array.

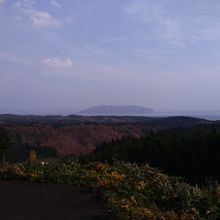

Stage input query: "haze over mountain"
[{"left": 78, "top": 105, "right": 154, "bottom": 116}]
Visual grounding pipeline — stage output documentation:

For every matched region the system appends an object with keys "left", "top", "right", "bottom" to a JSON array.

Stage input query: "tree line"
[{"left": 83, "top": 124, "right": 220, "bottom": 185}]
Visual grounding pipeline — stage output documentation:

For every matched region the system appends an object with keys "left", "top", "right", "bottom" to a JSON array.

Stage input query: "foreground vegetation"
[{"left": 0, "top": 160, "right": 220, "bottom": 219}]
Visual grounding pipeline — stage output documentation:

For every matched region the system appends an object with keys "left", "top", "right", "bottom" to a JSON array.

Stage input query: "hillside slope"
[
  {"left": 6, "top": 124, "right": 149, "bottom": 157},
  {"left": 1, "top": 116, "right": 211, "bottom": 158}
]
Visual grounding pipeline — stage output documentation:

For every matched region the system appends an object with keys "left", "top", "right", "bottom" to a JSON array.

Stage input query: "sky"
[{"left": 1, "top": 0, "right": 220, "bottom": 114}]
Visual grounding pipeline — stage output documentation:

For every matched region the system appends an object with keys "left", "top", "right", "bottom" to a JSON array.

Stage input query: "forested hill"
[
  {"left": 0, "top": 115, "right": 212, "bottom": 158},
  {"left": 0, "top": 114, "right": 210, "bottom": 126},
  {"left": 0, "top": 114, "right": 156, "bottom": 124}
]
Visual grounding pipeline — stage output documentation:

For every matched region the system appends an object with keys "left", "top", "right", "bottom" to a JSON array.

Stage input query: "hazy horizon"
[
  {"left": 2, "top": 104, "right": 220, "bottom": 119},
  {"left": 1, "top": 1, "right": 220, "bottom": 113}
]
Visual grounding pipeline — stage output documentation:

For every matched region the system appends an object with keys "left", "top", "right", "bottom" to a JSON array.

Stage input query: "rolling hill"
[{"left": 0, "top": 115, "right": 211, "bottom": 158}]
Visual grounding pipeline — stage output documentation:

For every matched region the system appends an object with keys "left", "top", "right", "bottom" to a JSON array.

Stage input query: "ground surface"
[{"left": 0, "top": 180, "right": 109, "bottom": 220}]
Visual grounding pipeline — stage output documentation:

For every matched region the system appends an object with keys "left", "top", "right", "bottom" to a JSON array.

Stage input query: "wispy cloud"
[
  {"left": 136, "top": 48, "right": 173, "bottom": 57},
  {"left": 124, "top": 1, "right": 220, "bottom": 47},
  {"left": 124, "top": 1, "right": 185, "bottom": 47},
  {"left": 85, "top": 46, "right": 107, "bottom": 55},
  {"left": 42, "top": 57, "right": 73, "bottom": 68},
  {"left": 26, "top": 9, "right": 61, "bottom": 27},
  {"left": 50, "top": 0, "right": 61, "bottom": 9},
  {"left": 14, "top": 0, "right": 62, "bottom": 27},
  {"left": 81, "top": 37, "right": 128, "bottom": 55},
  {"left": 14, "top": 0, "right": 35, "bottom": 9}
]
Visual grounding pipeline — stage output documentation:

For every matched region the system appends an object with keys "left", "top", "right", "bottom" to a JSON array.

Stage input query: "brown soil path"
[{"left": 0, "top": 180, "right": 110, "bottom": 220}]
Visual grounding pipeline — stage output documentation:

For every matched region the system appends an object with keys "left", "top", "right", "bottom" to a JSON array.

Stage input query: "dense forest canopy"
[
  {"left": 83, "top": 124, "right": 220, "bottom": 185},
  {"left": 0, "top": 128, "right": 12, "bottom": 163}
]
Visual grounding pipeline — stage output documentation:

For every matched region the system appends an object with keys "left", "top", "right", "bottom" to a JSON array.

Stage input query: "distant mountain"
[{"left": 77, "top": 105, "right": 154, "bottom": 116}]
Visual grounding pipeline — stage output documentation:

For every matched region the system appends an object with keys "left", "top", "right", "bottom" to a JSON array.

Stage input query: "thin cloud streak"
[
  {"left": 76, "top": 37, "right": 128, "bottom": 56},
  {"left": 92, "top": 37, "right": 129, "bottom": 46}
]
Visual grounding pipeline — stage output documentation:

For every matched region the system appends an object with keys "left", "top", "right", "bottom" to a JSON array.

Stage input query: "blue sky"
[{"left": 1, "top": 0, "right": 220, "bottom": 114}]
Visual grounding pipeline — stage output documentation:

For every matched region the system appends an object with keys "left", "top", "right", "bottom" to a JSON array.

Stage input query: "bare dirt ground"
[{"left": 0, "top": 180, "right": 110, "bottom": 220}]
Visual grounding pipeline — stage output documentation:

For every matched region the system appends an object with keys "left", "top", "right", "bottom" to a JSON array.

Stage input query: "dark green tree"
[{"left": 0, "top": 128, "right": 12, "bottom": 163}]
